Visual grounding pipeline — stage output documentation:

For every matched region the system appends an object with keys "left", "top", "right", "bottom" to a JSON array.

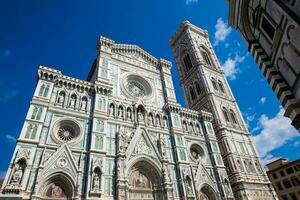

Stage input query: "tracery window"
[
  {"left": 218, "top": 81, "right": 225, "bottom": 93},
  {"left": 211, "top": 78, "right": 218, "bottom": 91},
  {"left": 173, "top": 114, "right": 180, "bottom": 127},
  {"left": 38, "top": 84, "right": 50, "bottom": 97},
  {"left": 57, "top": 126, "right": 76, "bottom": 142},
  {"left": 182, "top": 53, "right": 193, "bottom": 72},
  {"left": 189, "top": 86, "right": 196, "bottom": 100},
  {"left": 126, "top": 80, "right": 147, "bottom": 98},
  {"left": 222, "top": 108, "right": 230, "bottom": 122},
  {"left": 229, "top": 109, "right": 238, "bottom": 124},
  {"left": 94, "top": 135, "right": 103, "bottom": 149},
  {"left": 195, "top": 81, "right": 201, "bottom": 95},
  {"left": 31, "top": 106, "right": 43, "bottom": 120},
  {"left": 98, "top": 96, "right": 106, "bottom": 111},
  {"left": 95, "top": 119, "right": 104, "bottom": 132},
  {"left": 201, "top": 50, "right": 212, "bottom": 66},
  {"left": 25, "top": 124, "right": 38, "bottom": 139}
]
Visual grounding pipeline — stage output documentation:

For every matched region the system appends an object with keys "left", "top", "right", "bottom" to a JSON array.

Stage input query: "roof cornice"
[
  {"left": 169, "top": 20, "right": 209, "bottom": 48},
  {"left": 96, "top": 36, "right": 172, "bottom": 69}
]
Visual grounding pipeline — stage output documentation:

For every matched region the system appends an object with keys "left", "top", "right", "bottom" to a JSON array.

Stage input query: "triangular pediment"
[
  {"left": 112, "top": 44, "right": 158, "bottom": 66},
  {"left": 194, "top": 163, "right": 216, "bottom": 191},
  {"left": 41, "top": 144, "right": 79, "bottom": 180},
  {"left": 126, "top": 127, "right": 161, "bottom": 161}
]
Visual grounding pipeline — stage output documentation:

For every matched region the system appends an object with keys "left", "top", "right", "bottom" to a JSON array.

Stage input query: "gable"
[
  {"left": 40, "top": 144, "right": 79, "bottom": 180},
  {"left": 126, "top": 127, "right": 161, "bottom": 162}
]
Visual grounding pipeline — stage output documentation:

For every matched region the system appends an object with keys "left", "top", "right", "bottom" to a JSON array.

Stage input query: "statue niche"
[
  {"left": 126, "top": 107, "right": 132, "bottom": 120},
  {"left": 137, "top": 106, "right": 145, "bottom": 124},
  {"left": 10, "top": 158, "right": 26, "bottom": 185},
  {"left": 69, "top": 94, "right": 77, "bottom": 108},
  {"left": 92, "top": 167, "right": 102, "bottom": 191},
  {"left": 57, "top": 91, "right": 66, "bottom": 105},
  {"left": 81, "top": 96, "right": 87, "bottom": 110}
]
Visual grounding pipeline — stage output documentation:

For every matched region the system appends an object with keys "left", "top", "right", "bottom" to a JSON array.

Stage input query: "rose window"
[
  {"left": 190, "top": 144, "right": 205, "bottom": 161},
  {"left": 51, "top": 118, "right": 83, "bottom": 144},
  {"left": 58, "top": 126, "right": 76, "bottom": 141},
  {"left": 126, "top": 80, "right": 147, "bottom": 98},
  {"left": 122, "top": 74, "right": 152, "bottom": 99}
]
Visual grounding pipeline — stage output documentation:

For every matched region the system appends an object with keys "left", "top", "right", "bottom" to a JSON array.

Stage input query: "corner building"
[
  {"left": 0, "top": 21, "right": 276, "bottom": 200},
  {"left": 227, "top": 0, "right": 300, "bottom": 132}
]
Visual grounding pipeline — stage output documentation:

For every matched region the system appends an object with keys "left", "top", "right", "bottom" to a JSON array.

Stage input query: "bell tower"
[{"left": 170, "top": 21, "right": 278, "bottom": 200}]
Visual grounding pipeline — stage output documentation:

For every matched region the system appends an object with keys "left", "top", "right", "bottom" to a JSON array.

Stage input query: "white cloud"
[
  {"left": 246, "top": 114, "right": 255, "bottom": 122},
  {"left": 221, "top": 54, "right": 245, "bottom": 80},
  {"left": 244, "top": 113, "right": 255, "bottom": 128},
  {"left": 261, "top": 154, "right": 280, "bottom": 169},
  {"left": 185, "top": 0, "right": 198, "bottom": 5},
  {"left": 260, "top": 97, "right": 267, "bottom": 104},
  {"left": 253, "top": 108, "right": 300, "bottom": 165},
  {"left": 213, "top": 18, "right": 232, "bottom": 46},
  {"left": 6, "top": 134, "right": 16, "bottom": 142}
]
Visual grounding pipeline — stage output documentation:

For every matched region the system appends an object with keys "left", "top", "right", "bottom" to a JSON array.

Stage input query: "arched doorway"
[
  {"left": 39, "top": 173, "right": 74, "bottom": 200},
  {"left": 198, "top": 184, "right": 217, "bottom": 200},
  {"left": 128, "top": 160, "right": 164, "bottom": 200}
]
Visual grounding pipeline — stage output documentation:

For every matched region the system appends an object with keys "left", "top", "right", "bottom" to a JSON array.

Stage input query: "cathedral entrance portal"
[
  {"left": 38, "top": 173, "right": 74, "bottom": 200},
  {"left": 128, "top": 160, "right": 164, "bottom": 200},
  {"left": 198, "top": 184, "right": 217, "bottom": 200}
]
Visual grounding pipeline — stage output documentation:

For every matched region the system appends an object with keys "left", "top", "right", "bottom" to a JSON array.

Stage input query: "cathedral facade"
[{"left": 0, "top": 21, "right": 277, "bottom": 200}]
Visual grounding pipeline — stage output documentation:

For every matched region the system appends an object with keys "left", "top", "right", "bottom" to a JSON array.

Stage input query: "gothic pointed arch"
[
  {"left": 211, "top": 77, "right": 218, "bottom": 91},
  {"left": 194, "top": 81, "right": 201, "bottom": 95},
  {"left": 199, "top": 45, "right": 213, "bottom": 66},
  {"left": 189, "top": 86, "right": 196, "bottom": 100},
  {"left": 9, "top": 158, "right": 27, "bottom": 185},
  {"left": 109, "top": 102, "right": 115, "bottom": 117},
  {"left": 218, "top": 80, "right": 225, "bottom": 93},
  {"left": 127, "top": 158, "right": 165, "bottom": 200},
  {"left": 57, "top": 90, "right": 66, "bottom": 105},
  {"left": 198, "top": 184, "right": 217, "bottom": 200},
  {"left": 180, "top": 48, "right": 193, "bottom": 73},
  {"left": 137, "top": 104, "right": 146, "bottom": 124},
  {"left": 39, "top": 172, "right": 75, "bottom": 199}
]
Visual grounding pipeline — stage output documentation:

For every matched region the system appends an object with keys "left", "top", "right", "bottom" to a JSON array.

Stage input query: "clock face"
[{"left": 123, "top": 74, "right": 152, "bottom": 100}]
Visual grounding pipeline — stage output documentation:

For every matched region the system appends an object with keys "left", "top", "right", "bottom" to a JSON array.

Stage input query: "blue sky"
[{"left": 0, "top": 0, "right": 299, "bottom": 177}]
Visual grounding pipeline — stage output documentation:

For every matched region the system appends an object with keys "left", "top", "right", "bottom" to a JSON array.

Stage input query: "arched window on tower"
[
  {"left": 222, "top": 107, "right": 230, "bottom": 122},
  {"left": 195, "top": 81, "right": 201, "bottom": 95},
  {"left": 229, "top": 109, "right": 238, "bottom": 124},
  {"left": 211, "top": 78, "right": 218, "bottom": 91},
  {"left": 189, "top": 86, "right": 196, "bottom": 101},
  {"left": 218, "top": 80, "right": 225, "bottom": 93},
  {"left": 182, "top": 53, "right": 193, "bottom": 73},
  {"left": 201, "top": 50, "right": 212, "bottom": 66}
]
